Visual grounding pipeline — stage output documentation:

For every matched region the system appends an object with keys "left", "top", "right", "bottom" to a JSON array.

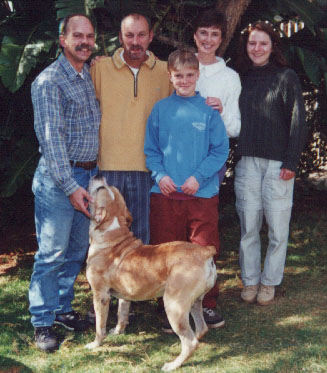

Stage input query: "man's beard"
[{"left": 128, "top": 45, "right": 145, "bottom": 59}]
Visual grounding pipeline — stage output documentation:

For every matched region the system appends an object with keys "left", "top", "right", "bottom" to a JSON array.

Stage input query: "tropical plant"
[
  {"left": 0, "top": 0, "right": 57, "bottom": 208},
  {"left": 0, "top": 0, "right": 326, "bottom": 229}
]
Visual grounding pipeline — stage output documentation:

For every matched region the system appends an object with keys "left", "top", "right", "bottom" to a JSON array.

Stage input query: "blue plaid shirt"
[{"left": 32, "top": 53, "right": 101, "bottom": 195}]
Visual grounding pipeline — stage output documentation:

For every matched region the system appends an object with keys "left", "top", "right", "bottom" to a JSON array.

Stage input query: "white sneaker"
[
  {"left": 241, "top": 284, "right": 259, "bottom": 303},
  {"left": 257, "top": 285, "right": 275, "bottom": 306}
]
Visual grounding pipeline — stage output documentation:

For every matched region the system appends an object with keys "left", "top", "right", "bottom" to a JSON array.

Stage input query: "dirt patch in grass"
[{"left": 0, "top": 213, "right": 36, "bottom": 274}]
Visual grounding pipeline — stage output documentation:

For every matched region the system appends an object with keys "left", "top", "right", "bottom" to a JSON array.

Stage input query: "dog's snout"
[{"left": 94, "top": 174, "right": 105, "bottom": 181}]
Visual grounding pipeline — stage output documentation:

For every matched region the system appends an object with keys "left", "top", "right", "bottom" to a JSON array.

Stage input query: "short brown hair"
[
  {"left": 120, "top": 13, "right": 151, "bottom": 31},
  {"left": 59, "top": 14, "right": 95, "bottom": 36},
  {"left": 167, "top": 48, "right": 199, "bottom": 72},
  {"left": 194, "top": 9, "right": 226, "bottom": 39}
]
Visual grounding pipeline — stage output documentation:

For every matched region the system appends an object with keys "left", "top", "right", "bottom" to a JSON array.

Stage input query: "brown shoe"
[
  {"left": 241, "top": 285, "right": 259, "bottom": 303},
  {"left": 257, "top": 285, "right": 275, "bottom": 306}
]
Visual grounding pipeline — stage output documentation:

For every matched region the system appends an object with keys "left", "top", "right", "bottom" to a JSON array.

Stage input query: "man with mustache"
[
  {"left": 29, "top": 14, "right": 101, "bottom": 352},
  {"left": 90, "top": 13, "right": 171, "bottom": 248}
]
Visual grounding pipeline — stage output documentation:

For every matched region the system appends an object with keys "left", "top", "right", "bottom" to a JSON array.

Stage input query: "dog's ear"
[
  {"left": 125, "top": 209, "right": 133, "bottom": 227},
  {"left": 110, "top": 186, "right": 133, "bottom": 227}
]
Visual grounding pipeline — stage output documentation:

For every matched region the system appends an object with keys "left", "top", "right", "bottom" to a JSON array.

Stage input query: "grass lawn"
[{"left": 0, "top": 182, "right": 327, "bottom": 372}]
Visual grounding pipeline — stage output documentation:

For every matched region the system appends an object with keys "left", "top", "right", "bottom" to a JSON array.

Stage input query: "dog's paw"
[
  {"left": 161, "top": 361, "right": 179, "bottom": 371},
  {"left": 109, "top": 327, "right": 125, "bottom": 335},
  {"left": 85, "top": 341, "right": 100, "bottom": 350}
]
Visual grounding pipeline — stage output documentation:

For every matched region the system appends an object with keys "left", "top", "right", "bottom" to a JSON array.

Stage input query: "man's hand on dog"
[{"left": 69, "top": 187, "right": 93, "bottom": 217}]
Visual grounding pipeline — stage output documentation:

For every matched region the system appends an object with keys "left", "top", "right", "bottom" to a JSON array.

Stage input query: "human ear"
[
  {"left": 59, "top": 34, "right": 66, "bottom": 49},
  {"left": 149, "top": 30, "right": 154, "bottom": 43}
]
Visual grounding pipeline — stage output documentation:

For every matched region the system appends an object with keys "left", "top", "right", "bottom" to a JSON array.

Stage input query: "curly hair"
[{"left": 236, "top": 21, "right": 288, "bottom": 74}]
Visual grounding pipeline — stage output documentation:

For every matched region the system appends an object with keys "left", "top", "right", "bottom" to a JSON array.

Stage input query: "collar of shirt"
[
  {"left": 197, "top": 56, "right": 226, "bottom": 78},
  {"left": 119, "top": 49, "right": 151, "bottom": 76},
  {"left": 116, "top": 49, "right": 153, "bottom": 74},
  {"left": 59, "top": 53, "right": 88, "bottom": 81},
  {"left": 120, "top": 49, "right": 139, "bottom": 76}
]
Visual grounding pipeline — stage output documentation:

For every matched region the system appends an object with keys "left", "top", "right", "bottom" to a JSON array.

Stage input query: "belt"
[{"left": 70, "top": 160, "right": 97, "bottom": 170}]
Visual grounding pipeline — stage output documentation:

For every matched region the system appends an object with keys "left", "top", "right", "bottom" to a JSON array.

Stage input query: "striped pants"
[{"left": 99, "top": 171, "right": 152, "bottom": 244}]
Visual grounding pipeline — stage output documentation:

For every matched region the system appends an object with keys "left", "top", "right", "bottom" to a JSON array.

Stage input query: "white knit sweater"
[{"left": 196, "top": 56, "right": 241, "bottom": 138}]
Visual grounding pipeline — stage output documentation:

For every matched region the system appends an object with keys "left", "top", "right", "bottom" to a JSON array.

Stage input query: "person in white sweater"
[
  {"left": 194, "top": 10, "right": 241, "bottom": 139},
  {"left": 191, "top": 9, "right": 241, "bottom": 326}
]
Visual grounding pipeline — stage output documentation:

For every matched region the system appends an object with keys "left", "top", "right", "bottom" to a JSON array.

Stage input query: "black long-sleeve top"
[{"left": 236, "top": 62, "right": 307, "bottom": 171}]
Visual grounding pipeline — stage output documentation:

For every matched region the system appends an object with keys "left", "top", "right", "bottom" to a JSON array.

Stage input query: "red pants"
[{"left": 150, "top": 193, "right": 220, "bottom": 309}]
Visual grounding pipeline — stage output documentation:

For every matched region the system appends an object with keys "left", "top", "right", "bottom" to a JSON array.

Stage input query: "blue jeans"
[
  {"left": 29, "top": 158, "right": 97, "bottom": 327},
  {"left": 99, "top": 171, "right": 152, "bottom": 244},
  {"left": 234, "top": 157, "right": 294, "bottom": 286}
]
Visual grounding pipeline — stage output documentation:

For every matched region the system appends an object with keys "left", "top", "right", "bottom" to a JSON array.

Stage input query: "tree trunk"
[{"left": 216, "top": 0, "right": 252, "bottom": 56}]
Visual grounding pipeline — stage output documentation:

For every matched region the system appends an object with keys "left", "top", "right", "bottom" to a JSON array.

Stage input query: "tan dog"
[{"left": 85, "top": 175, "right": 217, "bottom": 371}]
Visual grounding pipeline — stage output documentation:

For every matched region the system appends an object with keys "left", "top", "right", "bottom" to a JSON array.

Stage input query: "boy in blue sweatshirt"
[{"left": 144, "top": 49, "right": 229, "bottom": 331}]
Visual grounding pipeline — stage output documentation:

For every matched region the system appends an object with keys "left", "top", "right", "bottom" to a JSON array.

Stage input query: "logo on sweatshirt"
[{"left": 192, "top": 122, "right": 206, "bottom": 131}]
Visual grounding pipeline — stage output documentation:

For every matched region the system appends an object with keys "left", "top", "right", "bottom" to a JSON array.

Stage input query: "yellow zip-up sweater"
[{"left": 91, "top": 48, "right": 171, "bottom": 171}]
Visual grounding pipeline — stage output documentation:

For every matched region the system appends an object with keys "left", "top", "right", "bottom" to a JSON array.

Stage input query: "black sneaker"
[
  {"left": 34, "top": 326, "right": 59, "bottom": 352},
  {"left": 54, "top": 310, "right": 88, "bottom": 331},
  {"left": 161, "top": 312, "right": 174, "bottom": 334},
  {"left": 203, "top": 307, "right": 225, "bottom": 328}
]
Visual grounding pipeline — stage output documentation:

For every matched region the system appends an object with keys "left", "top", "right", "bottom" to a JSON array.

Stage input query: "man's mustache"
[{"left": 75, "top": 44, "right": 95, "bottom": 52}]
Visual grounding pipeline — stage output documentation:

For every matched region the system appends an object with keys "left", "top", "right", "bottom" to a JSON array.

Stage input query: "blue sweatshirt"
[{"left": 144, "top": 91, "right": 229, "bottom": 198}]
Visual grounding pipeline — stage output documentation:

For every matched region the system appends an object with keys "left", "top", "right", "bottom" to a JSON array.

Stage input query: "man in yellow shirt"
[{"left": 91, "top": 13, "right": 171, "bottom": 244}]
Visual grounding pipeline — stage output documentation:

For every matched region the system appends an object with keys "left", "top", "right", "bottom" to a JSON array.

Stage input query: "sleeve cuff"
[
  {"left": 155, "top": 171, "right": 168, "bottom": 184},
  {"left": 281, "top": 161, "right": 297, "bottom": 172},
  {"left": 193, "top": 172, "right": 205, "bottom": 186},
  {"left": 62, "top": 180, "right": 80, "bottom": 196}
]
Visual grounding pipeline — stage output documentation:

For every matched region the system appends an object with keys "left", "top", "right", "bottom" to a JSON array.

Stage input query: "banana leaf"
[
  {"left": 0, "top": 138, "right": 39, "bottom": 198},
  {"left": 55, "top": 0, "right": 105, "bottom": 19},
  {"left": 0, "top": 35, "right": 54, "bottom": 92},
  {"left": 295, "top": 46, "right": 323, "bottom": 87}
]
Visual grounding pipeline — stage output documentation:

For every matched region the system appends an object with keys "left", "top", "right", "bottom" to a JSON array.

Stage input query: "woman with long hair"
[{"left": 234, "top": 21, "right": 307, "bottom": 305}]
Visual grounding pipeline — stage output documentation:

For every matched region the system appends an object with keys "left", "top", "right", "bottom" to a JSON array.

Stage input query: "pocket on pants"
[
  {"left": 234, "top": 165, "right": 262, "bottom": 210},
  {"left": 32, "top": 165, "right": 52, "bottom": 196},
  {"left": 270, "top": 178, "right": 292, "bottom": 199},
  {"left": 264, "top": 174, "right": 294, "bottom": 211}
]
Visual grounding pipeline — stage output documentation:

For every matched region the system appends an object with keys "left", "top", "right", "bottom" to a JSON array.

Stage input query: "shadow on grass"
[
  {"left": 0, "top": 356, "right": 34, "bottom": 372},
  {"left": 0, "top": 181, "right": 326, "bottom": 371}
]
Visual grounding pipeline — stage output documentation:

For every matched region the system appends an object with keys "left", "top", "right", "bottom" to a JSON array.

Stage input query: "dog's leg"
[
  {"left": 190, "top": 296, "right": 208, "bottom": 340},
  {"left": 161, "top": 298, "right": 199, "bottom": 372},
  {"left": 110, "top": 298, "right": 130, "bottom": 335},
  {"left": 85, "top": 290, "right": 110, "bottom": 349}
]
